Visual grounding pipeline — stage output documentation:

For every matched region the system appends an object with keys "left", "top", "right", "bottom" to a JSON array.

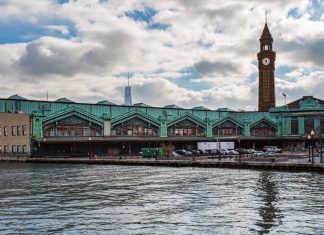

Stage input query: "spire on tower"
[
  {"left": 265, "top": 11, "right": 268, "bottom": 24},
  {"left": 260, "top": 22, "right": 272, "bottom": 41}
]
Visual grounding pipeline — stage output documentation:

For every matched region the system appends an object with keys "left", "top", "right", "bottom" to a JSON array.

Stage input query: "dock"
[{"left": 1, "top": 156, "right": 324, "bottom": 173}]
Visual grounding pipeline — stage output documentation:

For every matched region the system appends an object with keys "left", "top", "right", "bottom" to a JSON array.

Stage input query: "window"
[
  {"left": 291, "top": 119, "right": 299, "bottom": 135},
  {"left": 12, "top": 126, "right": 16, "bottom": 136},
  {"left": 264, "top": 45, "right": 268, "bottom": 50},
  {"left": 4, "top": 126, "right": 8, "bottom": 136},
  {"left": 17, "top": 126, "right": 22, "bottom": 136},
  {"left": 23, "top": 125, "right": 27, "bottom": 136},
  {"left": 17, "top": 145, "right": 22, "bottom": 153},
  {"left": 12, "top": 145, "right": 17, "bottom": 153},
  {"left": 304, "top": 118, "right": 314, "bottom": 134},
  {"left": 0, "top": 145, "right": 2, "bottom": 153},
  {"left": 23, "top": 145, "right": 27, "bottom": 153},
  {"left": 0, "top": 127, "right": 1, "bottom": 136},
  {"left": 4, "top": 145, "right": 9, "bottom": 153}
]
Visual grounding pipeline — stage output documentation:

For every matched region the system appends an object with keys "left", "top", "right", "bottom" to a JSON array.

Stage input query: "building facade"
[
  {"left": 0, "top": 112, "right": 31, "bottom": 156},
  {"left": 0, "top": 95, "right": 323, "bottom": 157}
]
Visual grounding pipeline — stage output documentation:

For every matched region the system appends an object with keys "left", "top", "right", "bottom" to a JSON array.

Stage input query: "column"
[
  {"left": 298, "top": 116, "right": 305, "bottom": 135},
  {"left": 104, "top": 119, "right": 111, "bottom": 136}
]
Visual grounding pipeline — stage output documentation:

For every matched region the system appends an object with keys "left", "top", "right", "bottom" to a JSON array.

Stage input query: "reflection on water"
[
  {"left": 0, "top": 162, "right": 323, "bottom": 234},
  {"left": 256, "top": 172, "right": 283, "bottom": 234}
]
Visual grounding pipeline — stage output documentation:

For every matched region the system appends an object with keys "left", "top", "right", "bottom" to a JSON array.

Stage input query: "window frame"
[{"left": 12, "top": 126, "right": 16, "bottom": 136}]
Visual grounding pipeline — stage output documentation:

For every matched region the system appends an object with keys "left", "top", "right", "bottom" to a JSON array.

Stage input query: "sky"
[{"left": 0, "top": 0, "right": 324, "bottom": 110}]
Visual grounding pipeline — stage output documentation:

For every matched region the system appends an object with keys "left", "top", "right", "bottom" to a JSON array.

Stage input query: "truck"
[
  {"left": 197, "top": 142, "right": 234, "bottom": 151},
  {"left": 141, "top": 147, "right": 163, "bottom": 158}
]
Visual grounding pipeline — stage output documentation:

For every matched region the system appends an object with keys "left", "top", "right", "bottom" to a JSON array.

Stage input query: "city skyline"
[{"left": 0, "top": 0, "right": 324, "bottom": 110}]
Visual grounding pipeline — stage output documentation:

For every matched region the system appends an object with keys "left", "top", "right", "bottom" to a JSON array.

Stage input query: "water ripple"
[{"left": 0, "top": 162, "right": 323, "bottom": 234}]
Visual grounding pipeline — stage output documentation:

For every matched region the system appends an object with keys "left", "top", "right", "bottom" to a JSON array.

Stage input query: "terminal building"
[
  {"left": 0, "top": 94, "right": 323, "bottom": 157},
  {"left": 0, "top": 23, "right": 323, "bottom": 157}
]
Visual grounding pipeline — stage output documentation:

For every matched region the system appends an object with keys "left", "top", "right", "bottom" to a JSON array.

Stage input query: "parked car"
[
  {"left": 253, "top": 151, "right": 265, "bottom": 157},
  {"left": 220, "top": 149, "right": 231, "bottom": 155},
  {"left": 175, "top": 149, "right": 186, "bottom": 155},
  {"left": 247, "top": 149, "right": 256, "bottom": 154},
  {"left": 191, "top": 150, "right": 200, "bottom": 155},
  {"left": 263, "top": 146, "right": 282, "bottom": 153},
  {"left": 229, "top": 150, "right": 239, "bottom": 155},
  {"left": 198, "top": 149, "right": 208, "bottom": 155},
  {"left": 236, "top": 148, "right": 248, "bottom": 154},
  {"left": 172, "top": 151, "right": 181, "bottom": 157}
]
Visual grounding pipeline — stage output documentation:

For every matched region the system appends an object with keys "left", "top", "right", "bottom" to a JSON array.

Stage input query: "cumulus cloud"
[
  {"left": 45, "top": 25, "right": 70, "bottom": 35},
  {"left": 0, "top": 0, "right": 323, "bottom": 110}
]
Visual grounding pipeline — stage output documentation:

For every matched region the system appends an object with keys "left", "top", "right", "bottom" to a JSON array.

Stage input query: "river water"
[{"left": 0, "top": 162, "right": 323, "bottom": 235}]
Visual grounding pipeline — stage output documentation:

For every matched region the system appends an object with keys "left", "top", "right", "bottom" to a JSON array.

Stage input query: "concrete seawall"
[{"left": 1, "top": 157, "right": 324, "bottom": 173}]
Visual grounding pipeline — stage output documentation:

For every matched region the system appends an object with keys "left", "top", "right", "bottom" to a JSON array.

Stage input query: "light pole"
[
  {"left": 311, "top": 130, "right": 315, "bottom": 164},
  {"left": 308, "top": 134, "right": 311, "bottom": 162},
  {"left": 238, "top": 136, "right": 241, "bottom": 163},
  {"left": 321, "top": 132, "right": 323, "bottom": 164}
]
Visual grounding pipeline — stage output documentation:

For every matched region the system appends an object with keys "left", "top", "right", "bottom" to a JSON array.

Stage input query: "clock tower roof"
[{"left": 260, "top": 23, "right": 272, "bottom": 40}]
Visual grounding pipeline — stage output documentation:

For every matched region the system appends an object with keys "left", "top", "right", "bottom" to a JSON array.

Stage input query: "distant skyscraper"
[{"left": 124, "top": 74, "right": 132, "bottom": 106}]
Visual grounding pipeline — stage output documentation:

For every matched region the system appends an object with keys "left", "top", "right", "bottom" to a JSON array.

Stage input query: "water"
[{"left": 0, "top": 163, "right": 323, "bottom": 235}]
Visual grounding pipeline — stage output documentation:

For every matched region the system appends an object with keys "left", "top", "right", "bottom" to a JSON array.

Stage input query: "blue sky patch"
[
  {"left": 55, "top": 0, "right": 70, "bottom": 4},
  {"left": 126, "top": 7, "right": 169, "bottom": 30},
  {"left": 0, "top": 20, "right": 77, "bottom": 44}
]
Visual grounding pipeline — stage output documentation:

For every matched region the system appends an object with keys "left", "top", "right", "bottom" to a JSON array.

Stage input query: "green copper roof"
[
  {"left": 193, "top": 106, "right": 210, "bottom": 110},
  {"left": 8, "top": 94, "right": 27, "bottom": 100},
  {"left": 55, "top": 97, "right": 75, "bottom": 103},
  {"left": 164, "top": 104, "right": 183, "bottom": 109},
  {"left": 97, "top": 100, "right": 116, "bottom": 105},
  {"left": 133, "top": 103, "right": 151, "bottom": 107}
]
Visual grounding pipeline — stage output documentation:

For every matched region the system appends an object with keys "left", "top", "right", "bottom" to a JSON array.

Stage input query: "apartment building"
[{"left": 0, "top": 112, "right": 31, "bottom": 156}]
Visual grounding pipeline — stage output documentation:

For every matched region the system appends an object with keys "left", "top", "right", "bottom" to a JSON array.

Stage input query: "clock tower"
[{"left": 257, "top": 23, "right": 276, "bottom": 112}]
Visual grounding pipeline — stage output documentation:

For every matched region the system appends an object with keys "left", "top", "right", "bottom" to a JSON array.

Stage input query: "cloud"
[
  {"left": 0, "top": 0, "right": 323, "bottom": 111},
  {"left": 194, "top": 60, "right": 239, "bottom": 76},
  {"left": 45, "top": 25, "right": 69, "bottom": 35}
]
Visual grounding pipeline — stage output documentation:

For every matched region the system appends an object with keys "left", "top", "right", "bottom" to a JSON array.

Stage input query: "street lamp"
[
  {"left": 238, "top": 136, "right": 241, "bottom": 163},
  {"left": 311, "top": 130, "right": 315, "bottom": 164},
  {"left": 307, "top": 134, "right": 311, "bottom": 162}
]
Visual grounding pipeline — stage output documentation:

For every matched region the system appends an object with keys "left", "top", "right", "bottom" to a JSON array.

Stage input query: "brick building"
[{"left": 0, "top": 112, "right": 31, "bottom": 156}]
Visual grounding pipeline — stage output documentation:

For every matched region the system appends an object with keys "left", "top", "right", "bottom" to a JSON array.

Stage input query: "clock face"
[{"left": 262, "top": 57, "right": 270, "bottom": 65}]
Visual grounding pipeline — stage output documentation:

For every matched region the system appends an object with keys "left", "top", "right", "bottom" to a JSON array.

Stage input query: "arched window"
[
  {"left": 250, "top": 121, "right": 276, "bottom": 136},
  {"left": 112, "top": 117, "right": 158, "bottom": 136},
  {"left": 43, "top": 115, "right": 102, "bottom": 137},
  {"left": 168, "top": 119, "right": 205, "bottom": 137},
  {"left": 213, "top": 121, "right": 243, "bottom": 136}
]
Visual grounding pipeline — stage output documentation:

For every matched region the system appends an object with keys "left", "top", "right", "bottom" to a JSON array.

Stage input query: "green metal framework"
[{"left": 1, "top": 95, "right": 324, "bottom": 141}]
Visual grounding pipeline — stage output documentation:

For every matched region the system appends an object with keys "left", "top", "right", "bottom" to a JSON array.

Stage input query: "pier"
[{"left": 1, "top": 156, "right": 324, "bottom": 173}]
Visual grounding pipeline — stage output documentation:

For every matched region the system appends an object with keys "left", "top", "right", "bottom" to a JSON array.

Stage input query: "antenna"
[
  {"left": 127, "top": 72, "right": 130, "bottom": 86},
  {"left": 265, "top": 10, "right": 268, "bottom": 24}
]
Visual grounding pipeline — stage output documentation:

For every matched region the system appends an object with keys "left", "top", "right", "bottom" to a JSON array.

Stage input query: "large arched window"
[
  {"left": 43, "top": 115, "right": 102, "bottom": 137},
  {"left": 250, "top": 121, "right": 276, "bottom": 136},
  {"left": 213, "top": 120, "right": 243, "bottom": 136},
  {"left": 168, "top": 119, "right": 205, "bottom": 137},
  {"left": 112, "top": 117, "right": 158, "bottom": 136}
]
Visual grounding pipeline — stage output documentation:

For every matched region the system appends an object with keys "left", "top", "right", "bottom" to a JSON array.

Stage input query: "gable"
[
  {"left": 167, "top": 113, "right": 205, "bottom": 128},
  {"left": 212, "top": 117, "right": 244, "bottom": 129},
  {"left": 43, "top": 107, "right": 103, "bottom": 127},
  {"left": 250, "top": 118, "right": 277, "bottom": 129},
  {"left": 111, "top": 110, "right": 160, "bottom": 128}
]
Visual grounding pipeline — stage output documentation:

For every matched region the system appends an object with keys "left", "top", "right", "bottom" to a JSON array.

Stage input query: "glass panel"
[{"left": 291, "top": 119, "right": 298, "bottom": 135}]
